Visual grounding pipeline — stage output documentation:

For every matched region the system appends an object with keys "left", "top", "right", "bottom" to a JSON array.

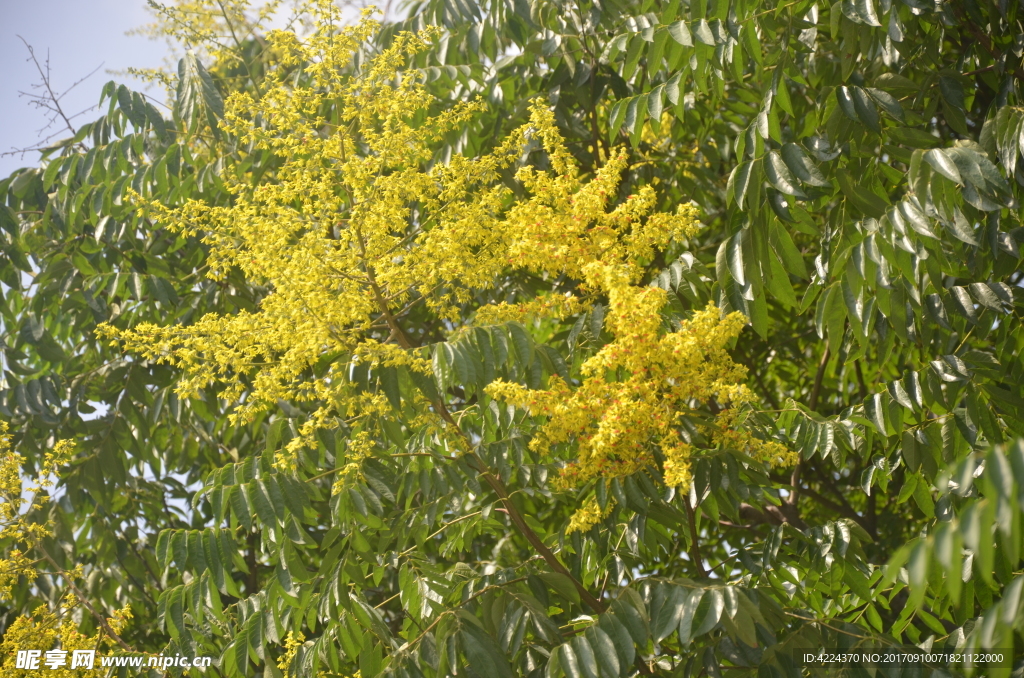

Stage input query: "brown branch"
[
  {"left": 683, "top": 500, "right": 708, "bottom": 578},
  {"left": 438, "top": 400, "right": 608, "bottom": 614},
  {"left": 854, "top": 360, "right": 868, "bottom": 400},
  {"left": 787, "top": 464, "right": 802, "bottom": 507},
  {"left": 245, "top": 531, "right": 259, "bottom": 595},
  {"left": 788, "top": 347, "right": 830, "bottom": 510},
  {"left": 362, "top": 264, "right": 608, "bottom": 615},
  {"left": 798, "top": 467, "right": 876, "bottom": 536},
  {"left": 739, "top": 502, "right": 808, "bottom": 530},
  {"left": 808, "top": 347, "right": 830, "bottom": 412},
  {"left": 949, "top": 5, "right": 1024, "bottom": 82},
  {"left": 963, "top": 64, "right": 996, "bottom": 76},
  {"left": 37, "top": 550, "right": 132, "bottom": 651},
  {"left": 716, "top": 520, "right": 759, "bottom": 533}
]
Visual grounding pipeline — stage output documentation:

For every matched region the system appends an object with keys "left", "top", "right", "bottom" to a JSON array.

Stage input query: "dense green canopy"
[{"left": 2, "top": 0, "right": 1024, "bottom": 676}]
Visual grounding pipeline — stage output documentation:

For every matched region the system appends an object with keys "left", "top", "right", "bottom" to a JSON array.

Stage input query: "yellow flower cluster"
[
  {"left": 277, "top": 630, "right": 305, "bottom": 672},
  {"left": 474, "top": 294, "right": 588, "bottom": 326},
  {"left": 486, "top": 299, "right": 785, "bottom": 495},
  {"left": 98, "top": 2, "right": 792, "bottom": 506},
  {"left": 0, "top": 427, "right": 133, "bottom": 675},
  {"left": 0, "top": 601, "right": 132, "bottom": 678},
  {"left": 331, "top": 431, "right": 377, "bottom": 496},
  {"left": 565, "top": 497, "right": 615, "bottom": 535},
  {"left": 0, "top": 425, "right": 74, "bottom": 602},
  {"left": 130, "top": 0, "right": 300, "bottom": 63},
  {"left": 483, "top": 112, "right": 796, "bottom": 497}
]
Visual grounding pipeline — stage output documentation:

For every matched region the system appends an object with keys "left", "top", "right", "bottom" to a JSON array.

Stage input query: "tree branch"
[
  {"left": 808, "top": 347, "right": 830, "bottom": 412},
  {"left": 37, "top": 549, "right": 132, "bottom": 651},
  {"left": 363, "top": 266, "right": 608, "bottom": 615},
  {"left": 683, "top": 499, "right": 708, "bottom": 578},
  {"left": 948, "top": 5, "right": 1024, "bottom": 82}
]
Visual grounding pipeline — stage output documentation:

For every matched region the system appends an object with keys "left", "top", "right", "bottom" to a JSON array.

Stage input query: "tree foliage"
[{"left": 2, "top": 0, "right": 1024, "bottom": 676}]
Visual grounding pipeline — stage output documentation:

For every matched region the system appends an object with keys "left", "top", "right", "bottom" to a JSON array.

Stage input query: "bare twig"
[{"left": 16, "top": 37, "right": 103, "bottom": 139}]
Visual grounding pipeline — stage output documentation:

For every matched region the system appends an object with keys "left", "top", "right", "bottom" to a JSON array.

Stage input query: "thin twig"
[{"left": 15, "top": 37, "right": 103, "bottom": 143}]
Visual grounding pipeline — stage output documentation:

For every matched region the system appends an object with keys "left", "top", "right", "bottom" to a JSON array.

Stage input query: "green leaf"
[
  {"left": 765, "top": 246, "right": 798, "bottom": 307},
  {"left": 379, "top": 366, "right": 402, "bottom": 409},
  {"left": 608, "top": 98, "right": 630, "bottom": 136},
  {"left": 584, "top": 626, "right": 620, "bottom": 678},
  {"left": 824, "top": 284, "right": 847, "bottom": 354},
  {"left": 887, "top": 380, "right": 914, "bottom": 410},
  {"left": 897, "top": 200, "right": 938, "bottom": 238},
  {"left": 187, "top": 530, "right": 207, "bottom": 573},
  {"left": 667, "top": 20, "right": 692, "bottom": 46},
  {"left": 887, "top": 127, "right": 941, "bottom": 148},
  {"left": 726, "top": 159, "right": 758, "bottom": 209},
  {"left": 598, "top": 614, "right": 635, "bottom": 669},
  {"left": 865, "top": 392, "right": 888, "bottom": 436},
  {"left": 590, "top": 304, "right": 605, "bottom": 338},
  {"left": 764, "top": 150, "right": 805, "bottom": 197},
  {"left": 230, "top": 486, "right": 253, "bottom": 531},
  {"left": 837, "top": 169, "right": 887, "bottom": 218},
  {"left": 676, "top": 590, "right": 704, "bottom": 646},
  {"left": 933, "top": 522, "right": 963, "bottom": 600},
  {"left": 507, "top": 323, "right": 533, "bottom": 366},
  {"left": 780, "top": 143, "right": 831, "bottom": 187},
  {"left": 650, "top": 584, "right": 686, "bottom": 642},
  {"left": 842, "top": 564, "right": 872, "bottom": 600},
  {"left": 768, "top": 191, "right": 794, "bottom": 222},
  {"left": 945, "top": 208, "right": 980, "bottom": 245},
  {"left": 570, "top": 636, "right": 599, "bottom": 678},
  {"left": 743, "top": 19, "right": 762, "bottom": 64},
  {"left": 727, "top": 230, "right": 745, "bottom": 286},
  {"left": 628, "top": 95, "right": 650, "bottom": 146},
  {"left": 647, "top": 85, "right": 665, "bottom": 124},
  {"left": 906, "top": 539, "right": 929, "bottom": 611},
  {"left": 691, "top": 588, "right": 723, "bottom": 637},
  {"left": 924, "top": 148, "right": 962, "bottom": 183},
  {"left": 665, "top": 72, "right": 682, "bottom": 106},
  {"left": 462, "top": 625, "right": 514, "bottom": 678},
  {"left": 851, "top": 86, "right": 881, "bottom": 133},
  {"left": 538, "top": 572, "right": 581, "bottom": 605},
  {"left": 875, "top": 72, "right": 919, "bottom": 96},
  {"left": 609, "top": 598, "right": 649, "bottom": 645},
  {"left": 836, "top": 86, "right": 858, "bottom": 121},
  {"left": 912, "top": 478, "right": 934, "bottom": 518},
  {"left": 854, "top": 0, "right": 881, "bottom": 26},
  {"left": 949, "top": 286, "right": 979, "bottom": 324},
  {"left": 175, "top": 51, "right": 224, "bottom": 137},
  {"left": 867, "top": 87, "right": 905, "bottom": 122},
  {"left": 693, "top": 19, "right": 714, "bottom": 45}
]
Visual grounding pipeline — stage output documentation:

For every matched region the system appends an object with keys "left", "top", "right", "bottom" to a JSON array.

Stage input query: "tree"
[{"left": 1, "top": 0, "right": 1024, "bottom": 676}]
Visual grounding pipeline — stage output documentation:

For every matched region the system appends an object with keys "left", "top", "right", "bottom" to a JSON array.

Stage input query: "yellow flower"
[
  {"left": 99, "top": 7, "right": 791, "bottom": 508},
  {"left": 0, "top": 424, "right": 130, "bottom": 677},
  {"left": 566, "top": 497, "right": 615, "bottom": 534}
]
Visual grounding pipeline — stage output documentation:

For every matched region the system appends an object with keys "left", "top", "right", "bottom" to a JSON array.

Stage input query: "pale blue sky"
[
  {"left": 0, "top": 0, "right": 169, "bottom": 177},
  {"left": 1, "top": 0, "right": 389, "bottom": 178}
]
